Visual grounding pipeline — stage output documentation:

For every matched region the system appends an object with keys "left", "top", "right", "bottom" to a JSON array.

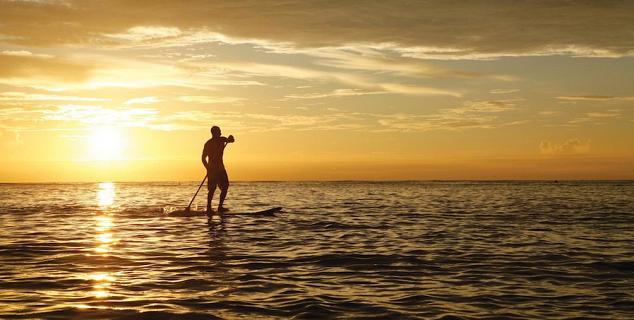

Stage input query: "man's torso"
[{"left": 204, "top": 138, "right": 226, "bottom": 170}]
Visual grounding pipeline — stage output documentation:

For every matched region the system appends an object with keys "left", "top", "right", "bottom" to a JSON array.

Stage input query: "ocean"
[{"left": 1, "top": 181, "right": 633, "bottom": 319}]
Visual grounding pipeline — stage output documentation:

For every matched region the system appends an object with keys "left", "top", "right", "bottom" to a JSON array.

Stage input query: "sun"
[{"left": 88, "top": 127, "right": 126, "bottom": 161}]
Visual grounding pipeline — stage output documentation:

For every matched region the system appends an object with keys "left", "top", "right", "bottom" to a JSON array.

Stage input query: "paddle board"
[{"left": 166, "top": 206, "right": 282, "bottom": 217}]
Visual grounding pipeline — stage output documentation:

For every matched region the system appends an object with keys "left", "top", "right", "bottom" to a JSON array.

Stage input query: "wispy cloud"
[
  {"left": 284, "top": 89, "right": 386, "bottom": 100},
  {"left": 0, "top": 91, "right": 110, "bottom": 102},
  {"left": 177, "top": 96, "right": 245, "bottom": 104},
  {"left": 0, "top": 51, "right": 93, "bottom": 82},
  {"left": 378, "top": 83, "right": 461, "bottom": 97},
  {"left": 105, "top": 26, "right": 183, "bottom": 42},
  {"left": 490, "top": 89, "right": 519, "bottom": 94},
  {"left": 586, "top": 110, "right": 621, "bottom": 118},
  {"left": 1, "top": 50, "right": 52, "bottom": 58},
  {"left": 372, "top": 99, "right": 521, "bottom": 132},
  {"left": 42, "top": 105, "right": 159, "bottom": 127},
  {"left": 538, "top": 111, "right": 559, "bottom": 116},
  {"left": 445, "top": 100, "right": 519, "bottom": 114},
  {"left": 306, "top": 46, "right": 517, "bottom": 80},
  {"left": 556, "top": 95, "right": 634, "bottom": 101},
  {"left": 540, "top": 139, "right": 590, "bottom": 155},
  {"left": 0, "top": 100, "right": 522, "bottom": 134},
  {"left": 0, "top": 52, "right": 265, "bottom": 91},
  {"left": 124, "top": 96, "right": 161, "bottom": 105},
  {"left": 196, "top": 61, "right": 369, "bottom": 87},
  {"left": 189, "top": 60, "right": 461, "bottom": 97}
]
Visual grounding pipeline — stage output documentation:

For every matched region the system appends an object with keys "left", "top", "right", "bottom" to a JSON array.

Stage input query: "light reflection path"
[
  {"left": 90, "top": 182, "right": 117, "bottom": 299},
  {"left": 97, "top": 182, "right": 115, "bottom": 208}
]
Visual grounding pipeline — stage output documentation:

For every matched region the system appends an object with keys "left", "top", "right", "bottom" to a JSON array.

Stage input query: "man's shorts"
[{"left": 208, "top": 168, "right": 229, "bottom": 190}]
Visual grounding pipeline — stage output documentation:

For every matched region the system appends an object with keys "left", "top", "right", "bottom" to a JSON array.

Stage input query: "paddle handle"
[{"left": 187, "top": 173, "right": 207, "bottom": 210}]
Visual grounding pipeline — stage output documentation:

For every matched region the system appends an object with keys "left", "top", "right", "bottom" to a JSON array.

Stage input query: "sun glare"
[{"left": 88, "top": 127, "right": 126, "bottom": 161}]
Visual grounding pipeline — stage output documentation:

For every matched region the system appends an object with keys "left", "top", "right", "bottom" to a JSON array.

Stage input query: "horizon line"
[{"left": 1, "top": 179, "right": 633, "bottom": 184}]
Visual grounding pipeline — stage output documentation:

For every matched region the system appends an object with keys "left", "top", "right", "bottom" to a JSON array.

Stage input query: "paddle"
[{"left": 185, "top": 173, "right": 207, "bottom": 213}]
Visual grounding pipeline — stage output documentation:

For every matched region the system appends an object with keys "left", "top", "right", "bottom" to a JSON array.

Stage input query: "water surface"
[{"left": 1, "top": 181, "right": 633, "bottom": 319}]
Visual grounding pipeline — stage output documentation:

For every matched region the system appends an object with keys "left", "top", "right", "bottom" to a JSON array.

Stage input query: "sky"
[{"left": 0, "top": 0, "right": 633, "bottom": 182}]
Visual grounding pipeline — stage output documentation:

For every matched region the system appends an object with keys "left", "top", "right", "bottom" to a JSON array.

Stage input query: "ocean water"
[{"left": 1, "top": 181, "right": 633, "bottom": 319}]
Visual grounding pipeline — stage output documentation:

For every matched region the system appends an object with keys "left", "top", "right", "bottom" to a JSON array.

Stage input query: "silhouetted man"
[{"left": 202, "top": 126, "right": 234, "bottom": 217}]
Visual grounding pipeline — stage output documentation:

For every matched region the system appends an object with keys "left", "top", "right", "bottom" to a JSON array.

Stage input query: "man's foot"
[
  {"left": 217, "top": 206, "right": 229, "bottom": 214},
  {"left": 205, "top": 208, "right": 214, "bottom": 218}
]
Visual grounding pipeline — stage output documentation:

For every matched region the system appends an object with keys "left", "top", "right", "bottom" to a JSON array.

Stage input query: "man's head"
[{"left": 210, "top": 126, "right": 221, "bottom": 137}]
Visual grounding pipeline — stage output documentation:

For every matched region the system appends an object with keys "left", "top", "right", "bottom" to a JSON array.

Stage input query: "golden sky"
[{"left": 0, "top": 0, "right": 633, "bottom": 181}]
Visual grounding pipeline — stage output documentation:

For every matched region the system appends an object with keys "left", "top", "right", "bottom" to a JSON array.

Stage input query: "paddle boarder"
[{"left": 202, "top": 126, "right": 235, "bottom": 217}]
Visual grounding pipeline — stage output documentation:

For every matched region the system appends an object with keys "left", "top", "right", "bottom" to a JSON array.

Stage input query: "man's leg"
[
  {"left": 218, "top": 186, "right": 228, "bottom": 212},
  {"left": 207, "top": 170, "right": 218, "bottom": 216},
  {"left": 217, "top": 170, "right": 229, "bottom": 213},
  {"left": 207, "top": 186, "right": 216, "bottom": 216}
]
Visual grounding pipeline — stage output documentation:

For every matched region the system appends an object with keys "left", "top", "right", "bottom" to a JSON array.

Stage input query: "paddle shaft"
[{"left": 186, "top": 174, "right": 207, "bottom": 210}]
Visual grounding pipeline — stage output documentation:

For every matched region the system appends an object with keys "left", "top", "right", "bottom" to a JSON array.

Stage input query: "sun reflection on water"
[
  {"left": 89, "top": 272, "right": 116, "bottom": 298},
  {"left": 94, "top": 214, "right": 118, "bottom": 255},
  {"left": 95, "top": 216, "right": 113, "bottom": 232},
  {"left": 97, "top": 182, "right": 115, "bottom": 208},
  {"left": 93, "top": 216, "right": 118, "bottom": 254},
  {"left": 91, "top": 182, "right": 118, "bottom": 299}
]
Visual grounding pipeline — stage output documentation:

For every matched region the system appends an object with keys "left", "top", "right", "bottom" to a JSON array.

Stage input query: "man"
[{"left": 202, "top": 125, "right": 235, "bottom": 217}]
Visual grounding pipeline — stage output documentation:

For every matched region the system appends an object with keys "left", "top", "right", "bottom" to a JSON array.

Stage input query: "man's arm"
[
  {"left": 201, "top": 145, "right": 208, "bottom": 169},
  {"left": 217, "top": 136, "right": 235, "bottom": 145}
]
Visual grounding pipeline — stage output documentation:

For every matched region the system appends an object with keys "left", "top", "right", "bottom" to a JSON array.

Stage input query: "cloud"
[
  {"left": 1, "top": 50, "right": 52, "bottom": 58},
  {"left": 0, "top": 53, "right": 265, "bottom": 91},
  {"left": 199, "top": 61, "right": 367, "bottom": 86},
  {"left": 538, "top": 111, "right": 559, "bottom": 116},
  {"left": 191, "top": 60, "right": 460, "bottom": 96},
  {"left": 566, "top": 117, "right": 592, "bottom": 125},
  {"left": 0, "top": 100, "right": 522, "bottom": 134},
  {"left": 0, "top": 107, "right": 46, "bottom": 122},
  {"left": 0, "top": 52, "right": 93, "bottom": 82},
  {"left": 391, "top": 44, "right": 633, "bottom": 60},
  {"left": 557, "top": 109, "right": 622, "bottom": 126},
  {"left": 490, "top": 89, "right": 519, "bottom": 94},
  {"left": 1, "top": 1, "right": 632, "bottom": 58},
  {"left": 283, "top": 89, "right": 386, "bottom": 100},
  {"left": 373, "top": 112, "right": 523, "bottom": 132},
  {"left": 305, "top": 46, "right": 517, "bottom": 79},
  {"left": 586, "top": 110, "right": 621, "bottom": 118},
  {"left": 0, "top": 91, "right": 110, "bottom": 102},
  {"left": 177, "top": 96, "right": 245, "bottom": 104},
  {"left": 378, "top": 83, "right": 461, "bottom": 97},
  {"left": 123, "top": 96, "right": 161, "bottom": 105},
  {"left": 105, "top": 26, "right": 183, "bottom": 42},
  {"left": 42, "top": 105, "right": 159, "bottom": 127},
  {"left": 540, "top": 139, "right": 590, "bottom": 155},
  {"left": 370, "top": 99, "right": 522, "bottom": 132},
  {"left": 556, "top": 95, "right": 634, "bottom": 101},
  {"left": 446, "top": 100, "right": 518, "bottom": 114}
]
